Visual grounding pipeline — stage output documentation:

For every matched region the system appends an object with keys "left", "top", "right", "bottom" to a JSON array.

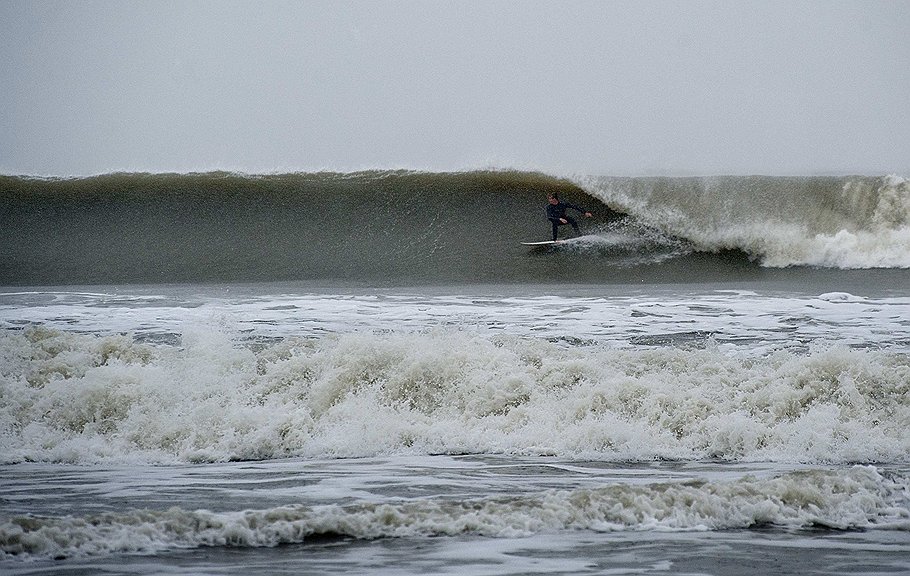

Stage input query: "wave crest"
[
  {"left": 578, "top": 174, "right": 910, "bottom": 268},
  {"left": 3, "top": 466, "right": 907, "bottom": 559}
]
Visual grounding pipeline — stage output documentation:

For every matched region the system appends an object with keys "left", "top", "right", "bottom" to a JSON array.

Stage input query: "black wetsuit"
[{"left": 546, "top": 201, "right": 587, "bottom": 240}]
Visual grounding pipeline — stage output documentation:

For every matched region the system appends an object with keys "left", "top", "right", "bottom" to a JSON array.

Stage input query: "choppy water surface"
[{"left": 2, "top": 282, "right": 909, "bottom": 574}]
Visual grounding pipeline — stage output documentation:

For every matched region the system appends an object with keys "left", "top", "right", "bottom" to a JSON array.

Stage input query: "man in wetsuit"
[{"left": 546, "top": 193, "right": 592, "bottom": 241}]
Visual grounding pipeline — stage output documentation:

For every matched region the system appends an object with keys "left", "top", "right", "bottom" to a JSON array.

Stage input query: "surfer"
[{"left": 546, "top": 193, "right": 592, "bottom": 241}]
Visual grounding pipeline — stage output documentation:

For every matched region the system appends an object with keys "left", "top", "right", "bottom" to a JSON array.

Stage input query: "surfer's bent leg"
[
  {"left": 551, "top": 220, "right": 560, "bottom": 241},
  {"left": 567, "top": 216, "right": 579, "bottom": 235}
]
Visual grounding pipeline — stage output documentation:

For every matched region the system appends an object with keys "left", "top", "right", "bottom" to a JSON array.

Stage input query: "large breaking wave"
[{"left": 2, "top": 170, "right": 909, "bottom": 286}]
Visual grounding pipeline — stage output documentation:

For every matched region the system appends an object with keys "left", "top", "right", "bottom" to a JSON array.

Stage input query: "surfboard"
[{"left": 521, "top": 240, "right": 562, "bottom": 246}]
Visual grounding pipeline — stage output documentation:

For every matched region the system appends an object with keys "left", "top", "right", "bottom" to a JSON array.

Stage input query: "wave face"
[
  {"left": 2, "top": 171, "right": 908, "bottom": 286},
  {"left": 3, "top": 326, "right": 908, "bottom": 465}
]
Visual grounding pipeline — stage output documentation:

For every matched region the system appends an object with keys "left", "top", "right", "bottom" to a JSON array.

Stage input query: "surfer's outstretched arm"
[{"left": 565, "top": 202, "right": 593, "bottom": 218}]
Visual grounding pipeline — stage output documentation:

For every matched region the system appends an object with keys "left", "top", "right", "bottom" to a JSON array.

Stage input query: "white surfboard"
[{"left": 521, "top": 240, "right": 562, "bottom": 246}]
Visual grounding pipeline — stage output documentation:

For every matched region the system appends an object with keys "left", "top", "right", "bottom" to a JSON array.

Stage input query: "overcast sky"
[{"left": 1, "top": 0, "right": 908, "bottom": 176}]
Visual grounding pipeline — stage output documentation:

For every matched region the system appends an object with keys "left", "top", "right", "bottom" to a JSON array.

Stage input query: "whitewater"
[{"left": 1, "top": 170, "right": 910, "bottom": 574}]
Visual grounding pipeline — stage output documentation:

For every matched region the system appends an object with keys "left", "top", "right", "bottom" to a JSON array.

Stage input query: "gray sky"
[{"left": 2, "top": 0, "right": 908, "bottom": 176}]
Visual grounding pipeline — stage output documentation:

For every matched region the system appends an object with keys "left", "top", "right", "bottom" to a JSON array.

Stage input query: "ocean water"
[{"left": 1, "top": 171, "right": 910, "bottom": 575}]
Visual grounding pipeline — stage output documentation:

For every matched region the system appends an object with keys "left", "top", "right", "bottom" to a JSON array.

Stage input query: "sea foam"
[{"left": 2, "top": 326, "right": 907, "bottom": 465}]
